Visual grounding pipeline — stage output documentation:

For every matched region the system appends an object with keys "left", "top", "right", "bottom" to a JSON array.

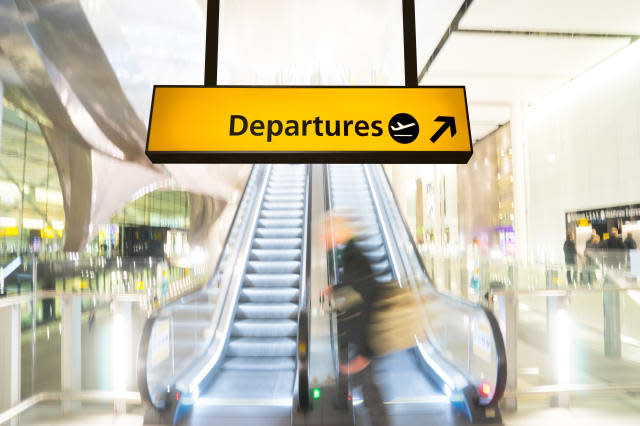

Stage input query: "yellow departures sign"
[{"left": 146, "top": 86, "right": 473, "bottom": 163}]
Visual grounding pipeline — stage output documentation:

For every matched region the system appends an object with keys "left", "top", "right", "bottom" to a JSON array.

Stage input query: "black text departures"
[{"left": 230, "top": 115, "right": 384, "bottom": 142}]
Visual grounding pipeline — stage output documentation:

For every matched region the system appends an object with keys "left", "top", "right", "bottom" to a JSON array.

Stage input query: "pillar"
[
  {"left": 61, "top": 297, "right": 81, "bottom": 414},
  {"left": 511, "top": 102, "right": 529, "bottom": 263},
  {"left": 112, "top": 301, "right": 132, "bottom": 414},
  {"left": 546, "top": 268, "right": 570, "bottom": 407},
  {"left": 0, "top": 79, "right": 4, "bottom": 150},
  {"left": 494, "top": 291, "right": 517, "bottom": 411},
  {"left": 603, "top": 278, "right": 621, "bottom": 359},
  {"left": 0, "top": 304, "right": 21, "bottom": 425}
]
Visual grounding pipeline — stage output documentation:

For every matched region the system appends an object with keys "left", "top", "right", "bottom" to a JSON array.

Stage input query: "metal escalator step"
[
  {"left": 222, "top": 356, "right": 296, "bottom": 371},
  {"left": 227, "top": 337, "right": 297, "bottom": 357},
  {"left": 244, "top": 274, "right": 299, "bottom": 287},
  {"left": 236, "top": 303, "right": 299, "bottom": 319},
  {"left": 264, "top": 194, "right": 304, "bottom": 202},
  {"left": 252, "top": 238, "right": 301, "bottom": 249},
  {"left": 376, "top": 272, "right": 394, "bottom": 283},
  {"left": 240, "top": 288, "right": 299, "bottom": 303},
  {"left": 258, "top": 218, "right": 303, "bottom": 228},
  {"left": 231, "top": 319, "right": 297, "bottom": 337},
  {"left": 354, "top": 236, "right": 383, "bottom": 250},
  {"left": 260, "top": 209, "right": 303, "bottom": 218},
  {"left": 262, "top": 201, "right": 304, "bottom": 210},
  {"left": 255, "top": 228, "right": 302, "bottom": 238},
  {"left": 247, "top": 261, "right": 300, "bottom": 274},
  {"left": 363, "top": 247, "right": 387, "bottom": 263},
  {"left": 371, "top": 260, "right": 391, "bottom": 274},
  {"left": 267, "top": 187, "right": 304, "bottom": 194},
  {"left": 250, "top": 249, "right": 301, "bottom": 261}
]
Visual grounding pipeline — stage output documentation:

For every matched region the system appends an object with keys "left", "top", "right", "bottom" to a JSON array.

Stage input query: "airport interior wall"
[{"left": 525, "top": 40, "right": 640, "bottom": 262}]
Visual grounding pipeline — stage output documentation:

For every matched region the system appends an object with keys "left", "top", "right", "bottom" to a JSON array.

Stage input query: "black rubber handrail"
[
  {"left": 137, "top": 165, "right": 256, "bottom": 410},
  {"left": 373, "top": 164, "right": 507, "bottom": 406},
  {"left": 296, "top": 165, "right": 312, "bottom": 411},
  {"left": 322, "top": 165, "right": 341, "bottom": 380}
]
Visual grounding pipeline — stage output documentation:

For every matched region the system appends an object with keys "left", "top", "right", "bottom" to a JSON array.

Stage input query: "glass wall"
[
  {"left": 0, "top": 100, "right": 64, "bottom": 258},
  {"left": 90, "top": 190, "right": 190, "bottom": 258}
]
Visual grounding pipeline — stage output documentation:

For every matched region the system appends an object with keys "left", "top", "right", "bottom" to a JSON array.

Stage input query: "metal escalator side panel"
[
  {"left": 294, "top": 164, "right": 312, "bottom": 411},
  {"left": 365, "top": 164, "right": 507, "bottom": 420},
  {"left": 186, "top": 165, "right": 309, "bottom": 424},
  {"left": 136, "top": 164, "right": 269, "bottom": 419},
  {"left": 176, "top": 165, "right": 274, "bottom": 395}
]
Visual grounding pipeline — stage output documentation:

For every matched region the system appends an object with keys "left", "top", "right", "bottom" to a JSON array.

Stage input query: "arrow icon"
[{"left": 430, "top": 116, "right": 456, "bottom": 143}]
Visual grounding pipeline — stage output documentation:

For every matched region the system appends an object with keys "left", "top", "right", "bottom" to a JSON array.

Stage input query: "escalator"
[
  {"left": 137, "top": 164, "right": 311, "bottom": 425},
  {"left": 324, "top": 164, "right": 506, "bottom": 425},
  {"left": 138, "top": 163, "right": 506, "bottom": 425}
]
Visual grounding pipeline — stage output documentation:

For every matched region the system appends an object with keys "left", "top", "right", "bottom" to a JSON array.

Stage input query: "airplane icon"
[{"left": 390, "top": 121, "right": 416, "bottom": 136}]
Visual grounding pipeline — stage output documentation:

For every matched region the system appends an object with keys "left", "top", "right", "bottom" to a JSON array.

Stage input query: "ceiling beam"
[
  {"left": 418, "top": 0, "right": 475, "bottom": 84},
  {"left": 457, "top": 28, "right": 639, "bottom": 41}
]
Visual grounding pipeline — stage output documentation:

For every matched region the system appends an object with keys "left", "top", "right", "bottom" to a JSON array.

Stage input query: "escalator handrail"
[
  {"left": 295, "top": 165, "right": 312, "bottom": 410},
  {"left": 366, "top": 164, "right": 507, "bottom": 407},
  {"left": 136, "top": 165, "right": 259, "bottom": 410},
  {"left": 323, "top": 165, "right": 340, "bottom": 379},
  {"left": 175, "top": 165, "right": 272, "bottom": 395}
]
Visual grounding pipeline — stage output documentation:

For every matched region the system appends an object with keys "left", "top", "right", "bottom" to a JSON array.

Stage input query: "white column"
[
  {"left": 61, "top": 297, "right": 81, "bottom": 414},
  {"left": 0, "top": 80, "right": 4, "bottom": 153},
  {"left": 494, "top": 291, "right": 517, "bottom": 411},
  {"left": 0, "top": 304, "right": 21, "bottom": 425},
  {"left": 511, "top": 102, "right": 529, "bottom": 263},
  {"left": 112, "top": 301, "right": 132, "bottom": 415}
]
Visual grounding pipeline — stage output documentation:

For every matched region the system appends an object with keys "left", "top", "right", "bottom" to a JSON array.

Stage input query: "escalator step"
[
  {"left": 227, "top": 337, "right": 296, "bottom": 357},
  {"left": 255, "top": 228, "right": 302, "bottom": 238},
  {"left": 237, "top": 303, "right": 299, "bottom": 319},
  {"left": 250, "top": 249, "right": 301, "bottom": 261},
  {"left": 260, "top": 209, "right": 303, "bottom": 218},
  {"left": 240, "top": 288, "right": 299, "bottom": 303},
  {"left": 258, "top": 218, "right": 303, "bottom": 228},
  {"left": 222, "top": 356, "right": 295, "bottom": 371},
  {"left": 264, "top": 193, "right": 304, "bottom": 202},
  {"left": 247, "top": 261, "right": 301, "bottom": 274},
  {"left": 253, "top": 238, "right": 302, "bottom": 249},
  {"left": 267, "top": 187, "right": 304, "bottom": 194},
  {"left": 232, "top": 319, "right": 297, "bottom": 337},
  {"left": 263, "top": 201, "right": 304, "bottom": 210},
  {"left": 244, "top": 274, "right": 299, "bottom": 287}
]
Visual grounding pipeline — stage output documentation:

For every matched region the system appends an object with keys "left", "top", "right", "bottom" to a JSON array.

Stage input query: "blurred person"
[
  {"left": 584, "top": 234, "right": 601, "bottom": 286},
  {"left": 563, "top": 232, "right": 577, "bottom": 285},
  {"left": 321, "top": 214, "right": 389, "bottom": 426},
  {"left": 605, "top": 227, "right": 626, "bottom": 268},
  {"left": 585, "top": 229, "right": 598, "bottom": 249},
  {"left": 624, "top": 232, "right": 637, "bottom": 250},
  {"left": 88, "top": 306, "right": 96, "bottom": 332}
]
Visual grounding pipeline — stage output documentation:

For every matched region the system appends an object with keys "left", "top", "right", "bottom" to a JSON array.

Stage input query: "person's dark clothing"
[
  {"left": 351, "top": 364, "right": 389, "bottom": 426},
  {"left": 335, "top": 237, "right": 389, "bottom": 425},
  {"left": 564, "top": 239, "right": 577, "bottom": 284},
  {"left": 338, "top": 237, "right": 380, "bottom": 360},
  {"left": 604, "top": 235, "right": 626, "bottom": 268},
  {"left": 585, "top": 237, "right": 596, "bottom": 250},
  {"left": 625, "top": 236, "right": 637, "bottom": 250},
  {"left": 607, "top": 236, "right": 625, "bottom": 250},
  {"left": 563, "top": 239, "right": 577, "bottom": 265}
]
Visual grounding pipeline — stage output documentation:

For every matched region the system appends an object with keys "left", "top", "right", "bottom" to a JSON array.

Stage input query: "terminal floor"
[{"left": 15, "top": 395, "right": 640, "bottom": 425}]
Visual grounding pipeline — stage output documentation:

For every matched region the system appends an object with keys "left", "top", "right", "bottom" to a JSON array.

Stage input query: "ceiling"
[
  {"left": 418, "top": 0, "right": 640, "bottom": 141},
  {"left": 1, "top": 0, "right": 639, "bottom": 144}
]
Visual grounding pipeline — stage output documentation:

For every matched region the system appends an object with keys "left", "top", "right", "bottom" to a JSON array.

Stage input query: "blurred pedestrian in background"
[
  {"left": 624, "top": 232, "right": 637, "bottom": 250},
  {"left": 563, "top": 232, "right": 577, "bottom": 285}
]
